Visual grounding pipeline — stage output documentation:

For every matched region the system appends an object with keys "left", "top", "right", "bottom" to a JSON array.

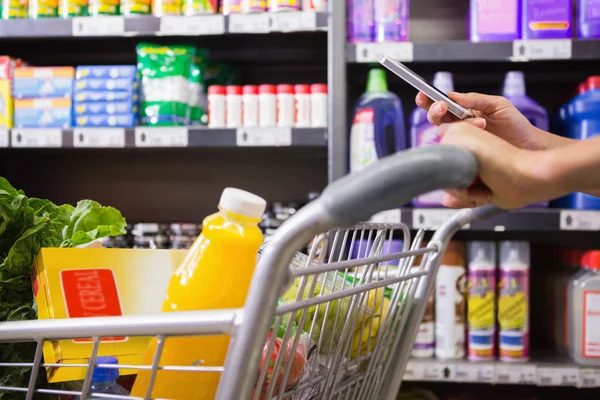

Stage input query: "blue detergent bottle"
[
  {"left": 410, "top": 71, "right": 454, "bottom": 207},
  {"left": 568, "top": 76, "right": 600, "bottom": 209},
  {"left": 349, "top": 68, "right": 405, "bottom": 173},
  {"left": 76, "top": 356, "right": 129, "bottom": 400}
]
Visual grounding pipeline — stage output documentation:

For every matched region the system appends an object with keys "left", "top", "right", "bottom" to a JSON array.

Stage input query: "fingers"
[
  {"left": 442, "top": 189, "right": 492, "bottom": 209},
  {"left": 448, "top": 92, "right": 508, "bottom": 114}
]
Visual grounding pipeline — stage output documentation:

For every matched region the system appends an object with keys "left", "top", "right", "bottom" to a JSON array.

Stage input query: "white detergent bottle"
[{"left": 570, "top": 251, "right": 600, "bottom": 366}]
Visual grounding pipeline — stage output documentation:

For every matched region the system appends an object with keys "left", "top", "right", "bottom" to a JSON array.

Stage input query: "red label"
[
  {"left": 353, "top": 108, "right": 374, "bottom": 124},
  {"left": 61, "top": 269, "right": 126, "bottom": 343}
]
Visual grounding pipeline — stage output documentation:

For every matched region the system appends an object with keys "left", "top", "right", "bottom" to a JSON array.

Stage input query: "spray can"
[
  {"left": 467, "top": 241, "right": 497, "bottom": 361},
  {"left": 498, "top": 241, "right": 530, "bottom": 362}
]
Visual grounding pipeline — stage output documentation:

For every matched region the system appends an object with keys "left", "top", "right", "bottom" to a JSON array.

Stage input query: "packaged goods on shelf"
[
  {"left": 75, "top": 77, "right": 139, "bottom": 92},
  {"left": 29, "top": 0, "right": 60, "bottom": 18},
  {"left": 121, "top": 0, "right": 152, "bottom": 15},
  {"left": 88, "top": 0, "right": 120, "bottom": 15},
  {"left": 470, "top": 0, "right": 521, "bottom": 42},
  {"left": 74, "top": 112, "right": 137, "bottom": 127},
  {"left": 152, "top": 0, "right": 183, "bottom": 16},
  {"left": 59, "top": 0, "right": 89, "bottom": 17},
  {"left": 221, "top": 0, "right": 241, "bottom": 14},
  {"left": 259, "top": 83, "right": 276, "bottom": 127},
  {"left": 242, "top": 84, "right": 259, "bottom": 127},
  {"left": 310, "top": 83, "right": 327, "bottom": 127},
  {"left": 182, "top": 0, "right": 217, "bottom": 15},
  {"left": 2, "top": 0, "right": 28, "bottom": 18},
  {"left": 0, "top": 56, "right": 23, "bottom": 129},
  {"left": 74, "top": 101, "right": 138, "bottom": 115},
  {"left": 348, "top": 0, "right": 374, "bottom": 42},
  {"left": 374, "top": 0, "right": 409, "bottom": 42},
  {"left": 241, "top": 0, "right": 266, "bottom": 12},
  {"left": 14, "top": 98, "right": 72, "bottom": 128},
  {"left": 277, "top": 83, "right": 295, "bottom": 127},
  {"left": 302, "top": 0, "right": 326, "bottom": 11},
  {"left": 294, "top": 84, "right": 311, "bottom": 128},
  {"left": 13, "top": 66, "right": 74, "bottom": 99},
  {"left": 132, "top": 223, "right": 171, "bottom": 249},
  {"left": 522, "top": 0, "right": 573, "bottom": 40},
  {"left": 76, "top": 65, "right": 138, "bottom": 80},
  {"left": 270, "top": 0, "right": 300, "bottom": 11},
  {"left": 75, "top": 88, "right": 139, "bottom": 103},
  {"left": 226, "top": 85, "right": 242, "bottom": 128},
  {"left": 579, "top": 0, "right": 600, "bottom": 38}
]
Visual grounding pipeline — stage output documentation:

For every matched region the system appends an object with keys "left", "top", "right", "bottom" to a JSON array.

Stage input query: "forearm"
[
  {"left": 546, "top": 136, "right": 600, "bottom": 197},
  {"left": 535, "top": 126, "right": 578, "bottom": 150}
]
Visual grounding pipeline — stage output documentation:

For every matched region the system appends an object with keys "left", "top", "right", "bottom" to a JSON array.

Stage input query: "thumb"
[{"left": 448, "top": 92, "right": 507, "bottom": 114}]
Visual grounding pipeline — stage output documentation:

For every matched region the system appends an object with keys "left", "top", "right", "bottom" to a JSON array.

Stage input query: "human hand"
[
  {"left": 438, "top": 122, "right": 561, "bottom": 209},
  {"left": 416, "top": 91, "right": 547, "bottom": 151}
]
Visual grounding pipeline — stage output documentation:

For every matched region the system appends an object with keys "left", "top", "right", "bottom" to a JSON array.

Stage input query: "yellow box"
[
  {"left": 33, "top": 247, "right": 186, "bottom": 383},
  {"left": 0, "top": 80, "right": 13, "bottom": 128}
]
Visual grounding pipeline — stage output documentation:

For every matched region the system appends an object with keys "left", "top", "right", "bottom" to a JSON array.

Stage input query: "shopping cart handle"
[{"left": 320, "top": 146, "right": 479, "bottom": 226}]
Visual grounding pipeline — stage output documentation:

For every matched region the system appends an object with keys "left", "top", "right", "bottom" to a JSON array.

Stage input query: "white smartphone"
[{"left": 379, "top": 55, "right": 473, "bottom": 120}]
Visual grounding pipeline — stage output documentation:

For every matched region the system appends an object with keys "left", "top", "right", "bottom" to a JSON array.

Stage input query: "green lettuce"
[{"left": 0, "top": 177, "right": 126, "bottom": 399}]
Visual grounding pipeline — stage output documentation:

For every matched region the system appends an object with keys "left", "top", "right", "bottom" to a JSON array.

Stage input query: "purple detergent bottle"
[
  {"left": 411, "top": 72, "right": 454, "bottom": 208},
  {"left": 503, "top": 71, "right": 549, "bottom": 208},
  {"left": 470, "top": 0, "right": 521, "bottom": 42},
  {"left": 523, "top": 0, "right": 573, "bottom": 39},
  {"left": 579, "top": 0, "right": 600, "bottom": 38},
  {"left": 348, "top": 0, "right": 375, "bottom": 42},
  {"left": 374, "top": 0, "right": 409, "bottom": 42}
]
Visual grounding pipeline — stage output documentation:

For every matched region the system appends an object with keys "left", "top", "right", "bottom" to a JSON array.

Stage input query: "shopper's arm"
[{"left": 536, "top": 126, "right": 579, "bottom": 150}]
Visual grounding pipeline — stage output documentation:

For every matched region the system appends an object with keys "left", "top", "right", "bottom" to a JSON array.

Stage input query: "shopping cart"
[{"left": 0, "top": 146, "right": 503, "bottom": 400}]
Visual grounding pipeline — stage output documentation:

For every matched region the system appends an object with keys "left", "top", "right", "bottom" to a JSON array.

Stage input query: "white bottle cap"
[
  {"left": 219, "top": 188, "right": 267, "bottom": 219},
  {"left": 503, "top": 71, "right": 526, "bottom": 97},
  {"left": 433, "top": 72, "right": 454, "bottom": 94}
]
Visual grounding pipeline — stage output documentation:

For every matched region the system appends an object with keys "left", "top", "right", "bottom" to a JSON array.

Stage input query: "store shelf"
[
  {"left": 404, "top": 358, "right": 600, "bottom": 388},
  {"left": 369, "top": 208, "right": 600, "bottom": 232},
  {"left": 347, "top": 39, "right": 600, "bottom": 63},
  {"left": 0, "top": 12, "right": 327, "bottom": 38},
  {"left": 2, "top": 127, "right": 327, "bottom": 148}
]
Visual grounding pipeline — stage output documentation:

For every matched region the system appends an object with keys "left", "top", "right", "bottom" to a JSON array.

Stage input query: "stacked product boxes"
[
  {"left": 0, "top": 56, "right": 24, "bottom": 129},
  {"left": 73, "top": 65, "right": 139, "bottom": 128},
  {"left": 13, "top": 66, "right": 74, "bottom": 128}
]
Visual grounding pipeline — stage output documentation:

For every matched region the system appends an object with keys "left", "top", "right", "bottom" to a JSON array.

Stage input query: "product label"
[
  {"left": 435, "top": 265, "right": 466, "bottom": 358},
  {"left": 413, "top": 294, "right": 435, "bottom": 356},
  {"left": 583, "top": 290, "right": 600, "bottom": 358},
  {"left": 477, "top": 0, "right": 518, "bottom": 35},
  {"left": 468, "top": 268, "right": 496, "bottom": 359},
  {"left": 583, "top": 0, "right": 600, "bottom": 22},
  {"left": 498, "top": 269, "right": 529, "bottom": 359},
  {"left": 350, "top": 108, "right": 376, "bottom": 172},
  {"left": 526, "top": 0, "right": 570, "bottom": 31},
  {"left": 61, "top": 269, "right": 126, "bottom": 342}
]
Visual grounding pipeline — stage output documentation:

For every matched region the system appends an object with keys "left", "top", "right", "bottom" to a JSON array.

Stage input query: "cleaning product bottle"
[
  {"left": 76, "top": 356, "right": 129, "bottom": 399},
  {"left": 410, "top": 72, "right": 454, "bottom": 207},
  {"left": 348, "top": 0, "right": 374, "bottom": 42},
  {"left": 567, "top": 251, "right": 588, "bottom": 358},
  {"left": 498, "top": 241, "right": 530, "bottom": 362},
  {"left": 578, "top": 0, "right": 600, "bottom": 38},
  {"left": 569, "top": 250, "right": 600, "bottom": 366},
  {"left": 503, "top": 71, "right": 550, "bottom": 207},
  {"left": 522, "top": 0, "right": 573, "bottom": 39},
  {"left": 470, "top": 0, "right": 521, "bottom": 42},
  {"left": 374, "top": 0, "right": 409, "bottom": 42},
  {"left": 555, "top": 249, "right": 583, "bottom": 356},
  {"left": 350, "top": 68, "right": 405, "bottom": 173},
  {"left": 131, "top": 188, "right": 266, "bottom": 400}
]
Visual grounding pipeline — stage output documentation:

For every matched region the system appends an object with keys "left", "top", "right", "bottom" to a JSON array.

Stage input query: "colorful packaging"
[
  {"left": 241, "top": 0, "right": 266, "bottom": 12},
  {"left": 222, "top": 0, "right": 240, "bottom": 14},
  {"left": 0, "top": 80, "right": 13, "bottom": 128},
  {"left": 14, "top": 67, "right": 75, "bottom": 99},
  {"left": 182, "top": 0, "right": 217, "bottom": 15},
  {"left": 152, "top": 0, "right": 182, "bottom": 15},
  {"left": 75, "top": 78, "right": 138, "bottom": 92},
  {"left": 120, "top": 0, "right": 152, "bottom": 15},
  {"left": 302, "top": 0, "right": 326, "bottom": 11},
  {"left": 579, "top": 0, "right": 600, "bottom": 38},
  {"left": 348, "top": 0, "right": 374, "bottom": 42},
  {"left": 189, "top": 52, "right": 208, "bottom": 125},
  {"left": 74, "top": 113, "right": 137, "bottom": 127},
  {"left": 29, "top": 0, "right": 59, "bottom": 17},
  {"left": 523, "top": 0, "right": 573, "bottom": 39},
  {"left": 58, "top": 0, "right": 88, "bottom": 17},
  {"left": 33, "top": 247, "right": 187, "bottom": 382},
  {"left": 470, "top": 0, "right": 521, "bottom": 42},
  {"left": 269, "top": 0, "right": 299, "bottom": 11},
  {"left": 75, "top": 88, "right": 139, "bottom": 103},
  {"left": 374, "top": 0, "right": 409, "bottom": 42},
  {"left": 14, "top": 98, "right": 72, "bottom": 128},
  {"left": 467, "top": 241, "right": 497, "bottom": 361},
  {"left": 2, "top": 0, "right": 28, "bottom": 18},
  {"left": 498, "top": 241, "right": 530, "bottom": 362},
  {"left": 74, "top": 101, "right": 138, "bottom": 115},
  {"left": 88, "top": 0, "right": 119, "bottom": 15},
  {"left": 77, "top": 65, "right": 137, "bottom": 80}
]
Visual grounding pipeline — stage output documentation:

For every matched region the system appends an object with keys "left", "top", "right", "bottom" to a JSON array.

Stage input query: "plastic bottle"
[
  {"left": 349, "top": 69, "right": 405, "bottom": 174},
  {"left": 411, "top": 248, "right": 435, "bottom": 359},
  {"left": 470, "top": 0, "right": 521, "bottom": 42},
  {"left": 208, "top": 85, "right": 226, "bottom": 128},
  {"left": 498, "top": 241, "right": 530, "bottom": 362},
  {"left": 467, "top": 241, "right": 497, "bottom": 361},
  {"left": 522, "top": 0, "right": 573, "bottom": 39},
  {"left": 277, "top": 84, "right": 295, "bottom": 127},
  {"left": 131, "top": 188, "right": 267, "bottom": 400},
  {"left": 75, "top": 356, "right": 128, "bottom": 399},
  {"left": 555, "top": 249, "right": 583, "bottom": 355},
  {"left": 269, "top": 0, "right": 300, "bottom": 11},
  {"left": 567, "top": 251, "right": 588, "bottom": 357},
  {"left": 241, "top": 0, "right": 266, "bottom": 12},
  {"left": 259, "top": 84, "right": 277, "bottom": 127},
  {"left": 578, "top": 0, "right": 600, "bottom": 38},
  {"left": 374, "top": 0, "right": 409, "bottom": 42},
  {"left": 348, "top": 0, "right": 374, "bottom": 42},
  {"left": 294, "top": 84, "right": 311, "bottom": 128},
  {"left": 242, "top": 85, "right": 259, "bottom": 127},
  {"left": 410, "top": 72, "right": 454, "bottom": 207},
  {"left": 435, "top": 241, "right": 466, "bottom": 360},
  {"left": 310, "top": 83, "right": 327, "bottom": 128},
  {"left": 226, "top": 85, "right": 243, "bottom": 128},
  {"left": 570, "top": 250, "right": 600, "bottom": 366}
]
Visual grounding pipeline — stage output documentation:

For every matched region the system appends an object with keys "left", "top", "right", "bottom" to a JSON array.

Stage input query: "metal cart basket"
[{"left": 0, "top": 146, "right": 503, "bottom": 400}]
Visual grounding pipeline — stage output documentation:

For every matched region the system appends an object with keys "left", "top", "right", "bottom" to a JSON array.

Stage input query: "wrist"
[{"left": 519, "top": 149, "right": 569, "bottom": 202}]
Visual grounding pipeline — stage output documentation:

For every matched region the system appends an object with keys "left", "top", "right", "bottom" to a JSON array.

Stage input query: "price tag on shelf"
[
  {"left": 73, "top": 128, "right": 125, "bottom": 148},
  {"left": 495, "top": 365, "right": 537, "bottom": 385},
  {"left": 404, "top": 361, "right": 422, "bottom": 381},
  {"left": 560, "top": 210, "right": 600, "bottom": 231},
  {"left": 412, "top": 209, "right": 469, "bottom": 230},
  {"left": 370, "top": 209, "right": 402, "bottom": 224},
  {"left": 72, "top": 17, "right": 125, "bottom": 36},
  {"left": 0, "top": 129, "right": 8, "bottom": 147},
  {"left": 270, "top": 11, "right": 318, "bottom": 32},
  {"left": 580, "top": 368, "right": 600, "bottom": 388},
  {"left": 454, "top": 364, "right": 495, "bottom": 383},
  {"left": 229, "top": 13, "right": 271, "bottom": 33},
  {"left": 236, "top": 127, "right": 292, "bottom": 147},
  {"left": 512, "top": 39, "right": 572, "bottom": 60},
  {"left": 159, "top": 15, "right": 225, "bottom": 35},
  {"left": 134, "top": 127, "right": 188, "bottom": 147},
  {"left": 538, "top": 367, "right": 579, "bottom": 386},
  {"left": 355, "top": 42, "right": 414, "bottom": 63},
  {"left": 11, "top": 128, "right": 62, "bottom": 148}
]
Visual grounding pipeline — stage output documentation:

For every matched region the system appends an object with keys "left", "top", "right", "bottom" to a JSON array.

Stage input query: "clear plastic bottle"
[{"left": 76, "top": 356, "right": 128, "bottom": 399}]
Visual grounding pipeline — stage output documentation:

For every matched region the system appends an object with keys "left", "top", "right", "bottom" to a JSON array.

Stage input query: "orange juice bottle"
[{"left": 131, "top": 188, "right": 266, "bottom": 400}]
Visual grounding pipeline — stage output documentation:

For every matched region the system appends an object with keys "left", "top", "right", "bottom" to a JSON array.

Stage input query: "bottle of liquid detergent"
[
  {"left": 350, "top": 68, "right": 405, "bottom": 173},
  {"left": 76, "top": 356, "right": 129, "bottom": 399},
  {"left": 578, "top": 0, "right": 600, "bottom": 38},
  {"left": 470, "top": 0, "right": 521, "bottom": 42},
  {"left": 374, "top": 0, "right": 409, "bottom": 42},
  {"left": 503, "top": 71, "right": 549, "bottom": 208},
  {"left": 348, "top": 0, "right": 374, "bottom": 42},
  {"left": 131, "top": 188, "right": 266, "bottom": 400},
  {"left": 410, "top": 72, "right": 454, "bottom": 207},
  {"left": 522, "top": 0, "right": 573, "bottom": 40}
]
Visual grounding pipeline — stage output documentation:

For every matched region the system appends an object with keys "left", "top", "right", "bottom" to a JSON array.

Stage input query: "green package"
[{"left": 189, "top": 49, "right": 209, "bottom": 126}]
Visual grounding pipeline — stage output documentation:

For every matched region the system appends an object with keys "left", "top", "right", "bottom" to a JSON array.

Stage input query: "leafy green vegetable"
[{"left": 0, "top": 177, "right": 126, "bottom": 399}]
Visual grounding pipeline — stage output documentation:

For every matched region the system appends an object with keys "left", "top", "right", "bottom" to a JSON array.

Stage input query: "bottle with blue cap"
[{"left": 76, "top": 356, "right": 128, "bottom": 399}]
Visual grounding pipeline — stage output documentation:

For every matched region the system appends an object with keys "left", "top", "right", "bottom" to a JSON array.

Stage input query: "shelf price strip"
[
  {"left": 73, "top": 128, "right": 126, "bottom": 148},
  {"left": 72, "top": 16, "right": 125, "bottom": 36},
  {"left": 236, "top": 127, "right": 292, "bottom": 147},
  {"left": 512, "top": 39, "right": 572, "bottom": 60},
  {"left": 134, "top": 127, "right": 188, "bottom": 147},
  {"left": 560, "top": 210, "right": 600, "bottom": 231},
  {"left": 11, "top": 128, "right": 62, "bottom": 148},
  {"left": 159, "top": 15, "right": 225, "bottom": 35},
  {"left": 354, "top": 42, "right": 414, "bottom": 63},
  {"left": 412, "top": 209, "right": 470, "bottom": 230},
  {"left": 0, "top": 129, "right": 8, "bottom": 147}
]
